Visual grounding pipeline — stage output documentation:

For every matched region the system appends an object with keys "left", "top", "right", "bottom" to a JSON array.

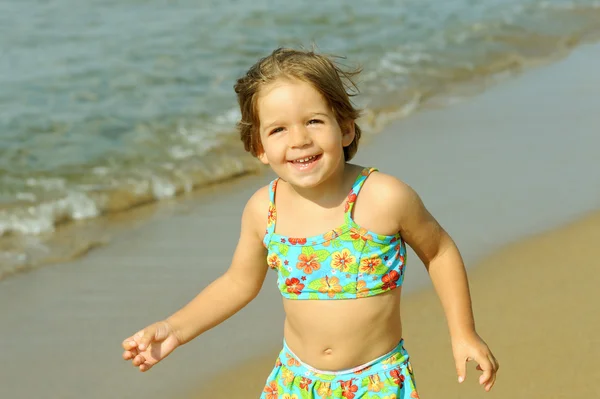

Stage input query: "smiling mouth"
[{"left": 289, "top": 154, "right": 322, "bottom": 164}]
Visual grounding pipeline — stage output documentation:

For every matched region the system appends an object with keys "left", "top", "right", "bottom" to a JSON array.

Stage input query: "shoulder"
[
  {"left": 360, "top": 170, "right": 423, "bottom": 225},
  {"left": 244, "top": 184, "right": 271, "bottom": 221},
  {"left": 362, "top": 171, "right": 419, "bottom": 207},
  {"left": 240, "top": 182, "right": 274, "bottom": 240}
]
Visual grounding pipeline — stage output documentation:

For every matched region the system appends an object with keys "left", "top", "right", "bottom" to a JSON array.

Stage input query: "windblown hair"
[{"left": 234, "top": 47, "right": 363, "bottom": 161}]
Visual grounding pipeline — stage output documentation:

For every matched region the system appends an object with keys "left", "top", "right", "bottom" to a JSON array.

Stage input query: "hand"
[
  {"left": 452, "top": 332, "right": 499, "bottom": 391},
  {"left": 122, "top": 320, "right": 181, "bottom": 372}
]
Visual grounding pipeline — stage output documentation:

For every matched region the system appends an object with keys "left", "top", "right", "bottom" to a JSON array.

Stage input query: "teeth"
[{"left": 293, "top": 156, "right": 316, "bottom": 163}]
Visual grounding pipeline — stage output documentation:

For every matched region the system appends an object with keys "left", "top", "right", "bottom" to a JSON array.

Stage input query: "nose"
[{"left": 288, "top": 125, "right": 312, "bottom": 148}]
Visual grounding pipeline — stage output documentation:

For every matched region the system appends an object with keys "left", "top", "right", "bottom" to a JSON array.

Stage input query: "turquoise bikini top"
[{"left": 263, "top": 167, "right": 407, "bottom": 300}]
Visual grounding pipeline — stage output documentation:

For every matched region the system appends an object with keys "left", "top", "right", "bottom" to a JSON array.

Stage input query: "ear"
[
  {"left": 341, "top": 120, "right": 356, "bottom": 147},
  {"left": 257, "top": 150, "right": 269, "bottom": 165}
]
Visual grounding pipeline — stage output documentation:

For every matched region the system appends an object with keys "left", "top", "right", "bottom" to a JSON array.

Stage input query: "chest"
[{"left": 273, "top": 199, "right": 347, "bottom": 238}]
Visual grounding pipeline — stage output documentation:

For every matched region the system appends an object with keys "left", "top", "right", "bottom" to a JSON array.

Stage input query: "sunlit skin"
[{"left": 122, "top": 78, "right": 498, "bottom": 392}]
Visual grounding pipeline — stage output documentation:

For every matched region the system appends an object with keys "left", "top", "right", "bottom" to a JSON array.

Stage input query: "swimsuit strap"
[
  {"left": 265, "top": 178, "right": 279, "bottom": 238},
  {"left": 344, "top": 167, "right": 378, "bottom": 222}
]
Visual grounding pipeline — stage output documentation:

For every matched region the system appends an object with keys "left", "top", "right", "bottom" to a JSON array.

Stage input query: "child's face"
[{"left": 256, "top": 78, "right": 355, "bottom": 188}]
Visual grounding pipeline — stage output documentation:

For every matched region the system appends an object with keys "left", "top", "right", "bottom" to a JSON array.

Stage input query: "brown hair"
[{"left": 234, "top": 47, "right": 363, "bottom": 161}]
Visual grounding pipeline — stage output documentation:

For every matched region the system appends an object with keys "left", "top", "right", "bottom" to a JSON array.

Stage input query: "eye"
[
  {"left": 308, "top": 119, "right": 323, "bottom": 125},
  {"left": 270, "top": 127, "right": 284, "bottom": 135}
]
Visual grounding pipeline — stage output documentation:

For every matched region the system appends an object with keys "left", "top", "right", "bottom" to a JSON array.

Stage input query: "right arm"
[
  {"left": 122, "top": 187, "right": 269, "bottom": 371},
  {"left": 166, "top": 189, "right": 269, "bottom": 344}
]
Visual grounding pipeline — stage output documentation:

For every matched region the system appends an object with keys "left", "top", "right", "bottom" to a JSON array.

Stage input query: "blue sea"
[{"left": 1, "top": 0, "right": 600, "bottom": 277}]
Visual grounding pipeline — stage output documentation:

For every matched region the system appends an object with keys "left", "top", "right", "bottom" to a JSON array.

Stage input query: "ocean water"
[{"left": 2, "top": 0, "right": 600, "bottom": 277}]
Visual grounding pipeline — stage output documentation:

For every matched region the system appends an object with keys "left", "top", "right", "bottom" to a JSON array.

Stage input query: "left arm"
[{"left": 378, "top": 175, "right": 499, "bottom": 391}]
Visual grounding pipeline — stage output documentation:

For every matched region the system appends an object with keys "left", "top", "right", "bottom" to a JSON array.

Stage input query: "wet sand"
[
  {"left": 1, "top": 43, "right": 599, "bottom": 399},
  {"left": 192, "top": 209, "right": 600, "bottom": 398}
]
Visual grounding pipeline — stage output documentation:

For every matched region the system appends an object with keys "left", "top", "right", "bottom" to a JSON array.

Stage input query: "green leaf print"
[
  {"left": 316, "top": 373, "right": 336, "bottom": 382},
  {"left": 308, "top": 293, "right": 320, "bottom": 300},
  {"left": 343, "top": 282, "right": 357, "bottom": 292},
  {"left": 366, "top": 240, "right": 387, "bottom": 250},
  {"left": 279, "top": 266, "right": 290, "bottom": 278},
  {"left": 278, "top": 243, "right": 289, "bottom": 256},
  {"left": 314, "top": 249, "right": 330, "bottom": 262},
  {"left": 300, "top": 389, "right": 311, "bottom": 399},
  {"left": 308, "top": 277, "right": 324, "bottom": 291},
  {"left": 301, "top": 246, "right": 315, "bottom": 256},
  {"left": 352, "top": 239, "right": 364, "bottom": 252},
  {"left": 338, "top": 230, "right": 354, "bottom": 240},
  {"left": 331, "top": 240, "right": 343, "bottom": 248},
  {"left": 268, "top": 242, "right": 289, "bottom": 257},
  {"left": 375, "top": 263, "right": 389, "bottom": 275},
  {"left": 332, "top": 386, "right": 344, "bottom": 397}
]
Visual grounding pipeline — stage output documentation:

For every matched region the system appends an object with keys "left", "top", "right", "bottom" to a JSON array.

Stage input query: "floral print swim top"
[{"left": 263, "top": 167, "right": 407, "bottom": 300}]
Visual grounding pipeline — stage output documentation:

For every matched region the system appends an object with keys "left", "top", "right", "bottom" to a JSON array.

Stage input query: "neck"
[{"left": 288, "top": 162, "right": 359, "bottom": 209}]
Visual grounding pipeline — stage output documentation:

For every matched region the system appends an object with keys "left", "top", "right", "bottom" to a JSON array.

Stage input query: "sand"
[
  {"left": 192, "top": 209, "right": 600, "bottom": 398},
  {"left": 1, "top": 43, "right": 599, "bottom": 399}
]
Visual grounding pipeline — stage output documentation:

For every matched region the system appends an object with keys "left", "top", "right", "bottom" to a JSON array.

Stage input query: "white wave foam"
[{"left": 0, "top": 191, "right": 99, "bottom": 236}]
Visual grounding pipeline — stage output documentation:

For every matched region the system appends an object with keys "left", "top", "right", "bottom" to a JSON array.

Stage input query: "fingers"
[
  {"left": 122, "top": 336, "right": 140, "bottom": 361},
  {"left": 122, "top": 350, "right": 136, "bottom": 360},
  {"left": 457, "top": 353, "right": 499, "bottom": 391},
  {"left": 137, "top": 328, "right": 157, "bottom": 351},
  {"left": 475, "top": 354, "right": 497, "bottom": 392},
  {"left": 455, "top": 357, "right": 467, "bottom": 383},
  {"left": 132, "top": 354, "right": 154, "bottom": 372},
  {"left": 484, "top": 354, "right": 499, "bottom": 391},
  {"left": 122, "top": 336, "right": 138, "bottom": 351},
  {"left": 490, "top": 353, "right": 500, "bottom": 371},
  {"left": 122, "top": 328, "right": 153, "bottom": 365}
]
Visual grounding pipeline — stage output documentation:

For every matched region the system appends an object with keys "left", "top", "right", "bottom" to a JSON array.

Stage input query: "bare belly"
[{"left": 282, "top": 288, "right": 403, "bottom": 371}]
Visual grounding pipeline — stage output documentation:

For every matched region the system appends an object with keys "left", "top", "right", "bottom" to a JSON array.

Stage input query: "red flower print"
[
  {"left": 390, "top": 368, "right": 405, "bottom": 387},
  {"left": 354, "top": 364, "right": 372, "bottom": 374},
  {"left": 339, "top": 379, "right": 359, "bottom": 399},
  {"left": 301, "top": 276, "right": 306, "bottom": 281},
  {"left": 284, "top": 260, "right": 289, "bottom": 265},
  {"left": 297, "top": 253, "right": 321, "bottom": 274},
  {"left": 299, "top": 377, "right": 312, "bottom": 390},
  {"left": 285, "top": 353, "right": 301, "bottom": 367},
  {"left": 275, "top": 358, "right": 282, "bottom": 367},
  {"left": 350, "top": 227, "right": 372, "bottom": 241},
  {"left": 288, "top": 237, "right": 307, "bottom": 245},
  {"left": 267, "top": 205, "right": 277, "bottom": 227},
  {"left": 263, "top": 380, "right": 278, "bottom": 399},
  {"left": 285, "top": 278, "right": 305, "bottom": 295},
  {"left": 344, "top": 192, "right": 357, "bottom": 213},
  {"left": 267, "top": 254, "right": 281, "bottom": 270},
  {"left": 382, "top": 270, "right": 400, "bottom": 291}
]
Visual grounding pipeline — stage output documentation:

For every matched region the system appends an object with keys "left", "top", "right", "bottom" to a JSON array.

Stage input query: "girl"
[{"left": 122, "top": 48, "right": 499, "bottom": 398}]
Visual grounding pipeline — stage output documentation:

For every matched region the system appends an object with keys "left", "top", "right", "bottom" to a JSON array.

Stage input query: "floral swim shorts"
[{"left": 260, "top": 339, "right": 419, "bottom": 399}]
